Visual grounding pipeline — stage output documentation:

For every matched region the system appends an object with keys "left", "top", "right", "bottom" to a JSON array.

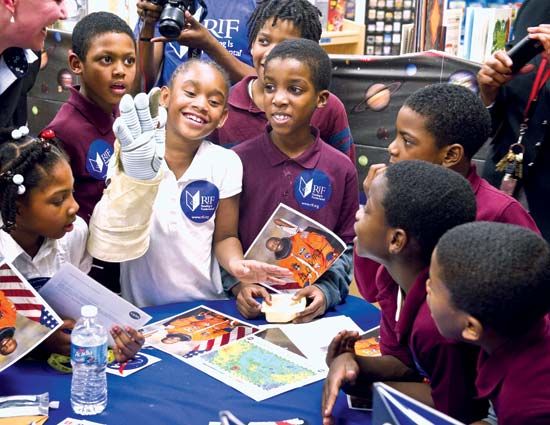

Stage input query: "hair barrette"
[
  {"left": 12, "top": 174, "right": 25, "bottom": 195},
  {"left": 11, "top": 126, "right": 29, "bottom": 140}
]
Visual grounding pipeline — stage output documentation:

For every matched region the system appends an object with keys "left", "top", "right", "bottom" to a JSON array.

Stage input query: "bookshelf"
[{"left": 320, "top": 19, "right": 366, "bottom": 55}]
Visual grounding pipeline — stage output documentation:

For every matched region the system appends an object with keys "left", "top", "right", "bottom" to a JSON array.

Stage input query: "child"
[
  {"left": 322, "top": 160, "right": 487, "bottom": 424},
  {"left": 45, "top": 12, "right": 137, "bottom": 223},
  {"left": 211, "top": 0, "right": 354, "bottom": 162},
  {"left": 0, "top": 128, "right": 143, "bottom": 363},
  {"left": 88, "top": 59, "right": 290, "bottom": 307},
  {"left": 45, "top": 12, "right": 137, "bottom": 293},
  {"left": 428, "top": 222, "right": 550, "bottom": 424},
  {"left": 229, "top": 39, "right": 358, "bottom": 323},
  {"left": 355, "top": 83, "right": 540, "bottom": 302}
]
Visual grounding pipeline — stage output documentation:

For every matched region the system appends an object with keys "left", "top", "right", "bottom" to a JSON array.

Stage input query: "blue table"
[{"left": 1, "top": 296, "right": 380, "bottom": 424}]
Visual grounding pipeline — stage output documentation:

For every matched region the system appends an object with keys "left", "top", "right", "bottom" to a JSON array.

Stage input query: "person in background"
[
  {"left": 478, "top": 0, "right": 550, "bottom": 241},
  {"left": 428, "top": 222, "right": 550, "bottom": 425},
  {"left": 0, "top": 0, "right": 67, "bottom": 127},
  {"left": 136, "top": 0, "right": 256, "bottom": 89}
]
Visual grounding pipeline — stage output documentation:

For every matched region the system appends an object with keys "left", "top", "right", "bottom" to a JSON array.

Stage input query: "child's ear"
[
  {"left": 160, "top": 86, "right": 170, "bottom": 108},
  {"left": 441, "top": 144, "right": 464, "bottom": 168},
  {"left": 68, "top": 50, "right": 83, "bottom": 75},
  {"left": 217, "top": 107, "right": 229, "bottom": 129},
  {"left": 461, "top": 315, "right": 483, "bottom": 343},
  {"left": 388, "top": 228, "right": 407, "bottom": 255},
  {"left": 4, "top": 0, "right": 16, "bottom": 14},
  {"left": 316, "top": 90, "right": 330, "bottom": 109}
]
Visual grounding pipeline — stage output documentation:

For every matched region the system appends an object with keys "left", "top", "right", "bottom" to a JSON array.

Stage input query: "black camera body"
[{"left": 150, "top": 0, "right": 196, "bottom": 39}]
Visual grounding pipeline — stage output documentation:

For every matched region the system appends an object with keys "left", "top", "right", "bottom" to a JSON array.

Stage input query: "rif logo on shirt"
[
  {"left": 294, "top": 170, "right": 332, "bottom": 211},
  {"left": 86, "top": 139, "right": 113, "bottom": 180},
  {"left": 181, "top": 180, "right": 220, "bottom": 223}
]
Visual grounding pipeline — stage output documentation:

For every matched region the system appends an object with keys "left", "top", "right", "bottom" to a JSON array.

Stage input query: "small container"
[{"left": 261, "top": 294, "right": 306, "bottom": 323}]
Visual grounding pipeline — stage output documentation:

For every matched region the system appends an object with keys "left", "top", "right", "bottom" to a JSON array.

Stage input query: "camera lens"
[{"left": 159, "top": 5, "right": 185, "bottom": 39}]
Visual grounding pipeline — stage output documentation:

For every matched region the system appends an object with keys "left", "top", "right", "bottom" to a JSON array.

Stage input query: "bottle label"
[{"left": 71, "top": 343, "right": 107, "bottom": 365}]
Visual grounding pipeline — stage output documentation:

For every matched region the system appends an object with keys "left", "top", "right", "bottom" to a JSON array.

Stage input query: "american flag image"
[
  {"left": 182, "top": 325, "right": 256, "bottom": 359},
  {"left": 0, "top": 263, "right": 60, "bottom": 330}
]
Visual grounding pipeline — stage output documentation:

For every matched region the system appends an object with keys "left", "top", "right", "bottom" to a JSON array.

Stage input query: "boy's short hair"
[
  {"left": 403, "top": 84, "right": 491, "bottom": 159},
  {"left": 436, "top": 222, "right": 550, "bottom": 338},
  {"left": 384, "top": 160, "right": 476, "bottom": 262},
  {"left": 168, "top": 59, "right": 230, "bottom": 100},
  {"left": 265, "top": 38, "right": 331, "bottom": 91},
  {"left": 72, "top": 12, "right": 135, "bottom": 60},
  {"left": 247, "top": 0, "right": 323, "bottom": 48}
]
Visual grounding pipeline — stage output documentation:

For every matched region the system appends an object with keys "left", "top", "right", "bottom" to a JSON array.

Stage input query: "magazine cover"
[
  {"left": 141, "top": 305, "right": 259, "bottom": 361},
  {"left": 0, "top": 261, "right": 62, "bottom": 373},
  {"left": 244, "top": 203, "right": 346, "bottom": 291}
]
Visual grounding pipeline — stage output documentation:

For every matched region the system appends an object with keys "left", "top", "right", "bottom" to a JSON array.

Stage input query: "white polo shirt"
[
  {"left": 120, "top": 140, "right": 243, "bottom": 307},
  {"left": 0, "top": 215, "right": 92, "bottom": 281}
]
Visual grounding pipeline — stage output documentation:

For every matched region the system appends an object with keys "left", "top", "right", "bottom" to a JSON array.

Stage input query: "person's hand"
[
  {"left": 113, "top": 88, "right": 167, "bottom": 180},
  {"left": 137, "top": 1, "right": 162, "bottom": 28},
  {"left": 528, "top": 24, "right": 550, "bottom": 60},
  {"left": 326, "top": 330, "right": 361, "bottom": 366},
  {"left": 152, "top": 10, "right": 215, "bottom": 51},
  {"left": 235, "top": 283, "right": 271, "bottom": 319},
  {"left": 227, "top": 259, "right": 293, "bottom": 286},
  {"left": 292, "top": 286, "right": 327, "bottom": 323},
  {"left": 321, "top": 352, "right": 359, "bottom": 425},
  {"left": 363, "top": 164, "right": 387, "bottom": 197},
  {"left": 42, "top": 319, "right": 75, "bottom": 356},
  {"left": 110, "top": 325, "right": 145, "bottom": 363}
]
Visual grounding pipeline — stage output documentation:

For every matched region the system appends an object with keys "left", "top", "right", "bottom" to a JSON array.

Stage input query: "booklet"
[
  {"left": 354, "top": 326, "right": 381, "bottom": 357},
  {"left": 244, "top": 203, "right": 346, "bottom": 292},
  {"left": 372, "top": 382, "right": 465, "bottom": 425},
  {"left": 39, "top": 263, "right": 151, "bottom": 346},
  {"left": 141, "top": 305, "right": 259, "bottom": 362},
  {"left": 0, "top": 261, "right": 62, "bottom": 373}
]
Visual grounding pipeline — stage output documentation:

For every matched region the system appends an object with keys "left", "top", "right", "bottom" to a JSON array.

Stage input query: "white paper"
[
  {"left": 106, "top": 351, "right": 161, "bottom": 377},
  {"left": 273, "top": 315, "right": 364, "bottom": 370},
  {"left": 39, "top": 263, "right": 151, "bottom": 345},
  {"left": 56, "top": 418, "right": 106, "bottom": 425}
]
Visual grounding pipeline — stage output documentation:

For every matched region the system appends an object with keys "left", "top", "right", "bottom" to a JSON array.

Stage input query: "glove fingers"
[
  {"left": 154, "top": 107, "right": 167, "bottom": 149},
  {"left": 148, "top": 87, "right": 161, "bottom": 121},
  {"left": 119, "top": 94, "right": 141, "bottom": 139},
  {"left": 134, "top": 92, "right": 154, "bottom": 133},
  {"left": 113, "top": 117, "right": 134, "bottom": 149}
]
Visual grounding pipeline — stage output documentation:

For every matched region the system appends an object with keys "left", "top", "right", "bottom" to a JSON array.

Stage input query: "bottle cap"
[{"left": 81, "top": 305, "right": 97, "bottom": 317}]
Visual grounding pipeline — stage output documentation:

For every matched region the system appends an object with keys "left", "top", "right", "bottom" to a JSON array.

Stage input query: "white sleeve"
[{"left": 217, "top": 148, "right": 243, "bottom": 199}]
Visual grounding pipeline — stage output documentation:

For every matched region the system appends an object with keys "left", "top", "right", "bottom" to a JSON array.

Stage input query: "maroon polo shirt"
[
  {"left": 45, "top": 86, "right": 118, "bottom": 223},
  {"left": 378, "top": 267, "right": 488, "bottom": 423},
  {"left": 355, "top": 164, "right": 540, "bottom": 303},
  {"left": 477, "top": 317, "right": 550, "bottom": 425},
  {"left": 213, "top": 75, "right": 355, "bottom": 162},
  {"left": 232, "top": 125, "right": 358, "bottom": 252}
]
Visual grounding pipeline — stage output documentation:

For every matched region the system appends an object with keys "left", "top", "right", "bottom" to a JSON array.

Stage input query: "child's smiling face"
[{"left": 162, "top": 62, "right": 229, "bottom": 145}]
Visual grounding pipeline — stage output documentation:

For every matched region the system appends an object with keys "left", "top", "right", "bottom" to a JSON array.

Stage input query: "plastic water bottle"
[{"left": 70, "top": 305, "right": 108, "bottom": 415}]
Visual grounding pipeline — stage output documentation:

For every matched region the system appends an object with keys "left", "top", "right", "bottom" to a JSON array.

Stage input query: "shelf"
[{"left": 320, "top": 19, "right": 365, "bottom": 55}]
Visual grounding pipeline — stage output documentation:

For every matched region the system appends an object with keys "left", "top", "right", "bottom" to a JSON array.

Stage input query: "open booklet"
[
  {"left": 0, "top": 261, "right": 62, "bottom": 373},
  {"left": 244, "top": 203, "right": 346, "bottom": 292}
]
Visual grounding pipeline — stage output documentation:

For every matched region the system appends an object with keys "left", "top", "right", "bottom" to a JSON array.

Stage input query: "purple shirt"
[
  {"left": 45, "top": 86, "right": 118, "bottom": 223},
  {"left": 355, "top": 164, "right": 540, "bottom": 303},
  {"left": 213, "top": 75, "right": 355, "bottom": 162},
  {"left": 378, "top": 268, "right": 487, "bottom": 423},
  {"left": 477, "top": 317, "right": 550, "bottom": 425},
  {"left": 232, "top": 126, "right": 358, "bottom": 251}
]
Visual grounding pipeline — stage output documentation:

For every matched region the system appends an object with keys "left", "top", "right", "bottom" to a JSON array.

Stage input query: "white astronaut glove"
[{"left": 113, "top": 88, "right": 166, "bottom": 180}]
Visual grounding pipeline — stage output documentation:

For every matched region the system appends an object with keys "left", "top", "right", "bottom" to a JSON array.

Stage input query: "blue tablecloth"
[{"left": 0, "top": 296, "right": 380, "bottom": 425}]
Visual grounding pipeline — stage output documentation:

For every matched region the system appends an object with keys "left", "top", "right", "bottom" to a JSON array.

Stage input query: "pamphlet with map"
[
  {"left": 187, "top": 334, "right": 327, "bottom": 401},
  {"left": 245, "top": 203, "right": 346, "bottom": 292}
]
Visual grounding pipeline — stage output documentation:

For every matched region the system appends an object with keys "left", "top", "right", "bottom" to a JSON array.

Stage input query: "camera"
[{"left": 149, "top": 0, "right": 196, "bottom": 39}]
